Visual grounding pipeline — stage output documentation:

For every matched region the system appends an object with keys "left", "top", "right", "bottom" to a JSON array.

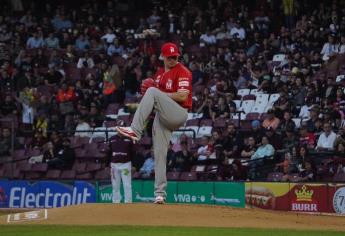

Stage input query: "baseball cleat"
[
  {"left": 115, "top": 126, "right": 139, "bottom": 143},
  {"left": 154, "top": 196, "right": 165, "bottom": 204}
]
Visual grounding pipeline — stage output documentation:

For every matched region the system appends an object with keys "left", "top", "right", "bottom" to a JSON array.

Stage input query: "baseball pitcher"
[{"left": 116, "top": 42, "right": 192, "bottom": 204}]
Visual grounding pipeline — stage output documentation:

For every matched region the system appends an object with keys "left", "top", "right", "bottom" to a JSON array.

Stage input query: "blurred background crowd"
[{"left": 1, "top": 0, "right": 345, "bottom": 182}]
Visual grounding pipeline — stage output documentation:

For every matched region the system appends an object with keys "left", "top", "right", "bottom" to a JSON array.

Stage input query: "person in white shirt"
[
  {"left": 74, "top": 116, "right": 91, "bottom": 138},
  {"left": 230, "top": 21, "right": 246, "bottom": 40},
  {"left": 200, "top": 30, "right": 216, "bottom": 45},
  {"left": 77, "top": 52, "right": 95, "bottom": 69},
  {"left": 320, "top": 35, "right": 338, "bottom": 61},
  {"left": 197, "top": 136, "right": 212, "bottom": 161},
  {"left": 316, "top": 123, "right": 337, "bottom": 150},
  {"left": 298, "top": 98, "right": 313, "bottom": 119},
  {"left": 338, "top": 36, "right": 345, "bottom": 54},
  {"left": 101, "top": 28, "right": 116, "bottom": 44}
]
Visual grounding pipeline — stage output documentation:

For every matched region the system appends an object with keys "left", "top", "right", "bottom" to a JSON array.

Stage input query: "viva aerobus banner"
[
  {"left": 0, "top": 180, "right": 96, "bottom": 208},
  {"left": 97, "top": 180, "right": 245, "bottom": 207}
]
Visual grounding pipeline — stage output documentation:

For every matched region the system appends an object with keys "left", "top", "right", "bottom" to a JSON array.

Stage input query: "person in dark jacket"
[{"left": 47, "top": 138, "right": 75, "bottom": 169}]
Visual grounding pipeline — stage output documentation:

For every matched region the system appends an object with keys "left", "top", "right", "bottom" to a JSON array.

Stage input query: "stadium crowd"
[{"left": 1, "top": 0, "right": 345, "bottom": 182}]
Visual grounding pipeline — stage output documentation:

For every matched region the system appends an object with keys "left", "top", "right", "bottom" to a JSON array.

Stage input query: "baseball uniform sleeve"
[{"left": 177, "top": 70, "right": 192, "bottom": 93}]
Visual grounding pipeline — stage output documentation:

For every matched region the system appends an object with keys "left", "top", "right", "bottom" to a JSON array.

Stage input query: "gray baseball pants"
[{"left": 131, "top": 87, "right": 188, "bottom": 198}]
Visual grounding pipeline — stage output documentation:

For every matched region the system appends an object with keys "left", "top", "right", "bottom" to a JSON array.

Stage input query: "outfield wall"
[{"left": 0, "top": 180, "right": 344, "bottom": 215}]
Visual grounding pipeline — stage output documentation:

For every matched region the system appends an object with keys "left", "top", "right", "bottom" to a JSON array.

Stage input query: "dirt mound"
[{"left": 1, "top": 203, "right": 344, "bottom": 231}]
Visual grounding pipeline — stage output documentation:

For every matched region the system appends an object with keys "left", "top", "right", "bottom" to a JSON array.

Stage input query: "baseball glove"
[{"left": 140, "top": 78, "right": 156, "bottom": 95}]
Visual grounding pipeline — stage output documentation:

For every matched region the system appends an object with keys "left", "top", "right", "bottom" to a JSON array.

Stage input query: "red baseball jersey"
[{"left": 154, "top": 63, "right": 192, "bottom": 110}]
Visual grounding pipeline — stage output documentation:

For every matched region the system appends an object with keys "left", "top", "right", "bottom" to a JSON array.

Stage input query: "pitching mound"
[{"left": 1, "top": 203, "right": 345, "bottom": 231}]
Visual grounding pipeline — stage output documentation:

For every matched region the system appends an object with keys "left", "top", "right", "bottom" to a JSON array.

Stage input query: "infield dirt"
[{"left": 1, "top": 204, "right": 344, "bottom": 231}]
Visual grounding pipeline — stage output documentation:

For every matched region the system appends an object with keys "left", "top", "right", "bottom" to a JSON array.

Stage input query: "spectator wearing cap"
[
  {"left": 262, "top": 109, "right": 280, "bottom": 131},
  {"left": 316, "top": 122, "right": 337, "bottom": 151},
  {"left": 250, "top": 120, "right": 263, "bottom": 143}
]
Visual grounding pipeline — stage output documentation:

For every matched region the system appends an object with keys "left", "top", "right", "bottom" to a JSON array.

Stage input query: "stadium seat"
[
  {"left": 61, "top": 170, "right": 76, "bottom": 179},
  {"left": 46, "top": 170, "right": 61, "bottom": 179},
  {"left": 197, "top": 126, "right": 213, "bottom": 138},
  {"left": 241, "top": 100, "right": 255, "bottom": 114},
  {"left": 245, "top": 112, "right": 260, "bottom": 121},
  {"left": 180, "top": 172, "right": 197, "bottom": 181},
  {"left": 95, "top": 168, "right": 111, "bottom": 180},
  {"left": 184, "top": 126, "right": 199, "bottom": 138},
  {"left": 267, "top": 172, "right": 284, "bottom": 182},
  {"left": 269, "top": 93, "right": 280, "bottom": 105},
  {"left": 186, "top": 119, "right": 200, "bottom": 126},
  {"left": 167, "top": 171, "right": 181, "bottom": 180},
  {"left": 255, "top": 94, "right": 270, "bottom": 104},
  {"left": 200, "top": 119, "right": 213, "bottom": 126},
  {"left": 292, "top": 118, "right": 302, "bottom": 129},
  {"left": 213, "top": 118, "right": 227, "bottom": 129},
  {"left": 233, "top": 100, "right": 242, "bottom": 110},
  {"left": 73, "top": 162, "right": 87, "bottom": 174},
  {"left": 242, "top": 94, "right": 256, "bottom": 100},
  {"left": 31, "top": 163, "right": 48, "bottom": 172},
  {"left": 237, "top": 89, "right": 250, "bottom": 97}
]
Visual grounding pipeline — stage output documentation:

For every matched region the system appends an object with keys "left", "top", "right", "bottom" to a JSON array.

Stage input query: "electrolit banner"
[{"left": 0, "top": 181, "right": 96, "bottom": 208}]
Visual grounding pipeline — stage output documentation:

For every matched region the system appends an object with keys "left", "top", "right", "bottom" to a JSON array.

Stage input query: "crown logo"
[{"left": 295, "top": 185, "right": 313, "bottom": 202}]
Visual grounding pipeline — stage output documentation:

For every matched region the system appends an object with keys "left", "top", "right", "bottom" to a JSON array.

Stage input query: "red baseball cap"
[{"left": 161, "top": 42, "right": 180, "bottom": 57}]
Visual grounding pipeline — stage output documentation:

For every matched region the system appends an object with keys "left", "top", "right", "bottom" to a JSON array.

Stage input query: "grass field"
[{"left": 1, "top": 226, "right": 344, "bottom": 236}]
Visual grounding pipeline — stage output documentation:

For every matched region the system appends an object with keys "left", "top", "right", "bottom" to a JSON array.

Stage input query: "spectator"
[
  {"left": 0, "top": 128, "right": 12, "bottom": 157},
  {"left": 305, "top": 105, "right": 320, "bottom": 132},
  {"left": 240, "top": 136, "right": 257, "bottom": 159},
  {"left": 251, "top": 136, "right": 275, "bottom": 160},
  {"left": 0, "top": 94, "right": 17, "bottom": 116},
  {"left": 47, "top": 138, "right": 75, "bottom": 169},
  {"left": 298, "top": 125, "right": 316, "bottom": 148},
  {"left": 200, "top": 29, "right": 216, "bottom": 46},
  {"left": 45, "top": 32, "right": 60, "bottom": 49},
  {"left": 262, "top": 109, "right": 280, "bottom": 131},
  {"left": 316, "top": 122, "right": 337, "bottom": 150},
  {"left": 75, "top": 34, "right": 90, "bottom": 51},
  {"left": 101, "top": 27, "right": 116, "bottom": 44},
  {"left": 211, "top": 96, "right": 230, "bottom": 121},
  {"left": 74, "top": 116, "right": 91, "bottom": 138},
  {"left": 320, "top": 35, "right": 338, "bottom": 61},
  {"left": 223, "top": 123, "right": 243, "bottom": 158},
  {"left": 107, "top": 38, "right": 125, "bottom": 56},
  {"left": 230, "top": 20, "right": 246, "bottom": 40},
  {"left": 170, "top": 141, "right": 192, "bottom": 172},
  {"left": 197, "top": 136, "right": 213, "bottom": 162},
  {"left": 76, "top": 52, "right": 95, "bottom": 69},
  {"left": 277, "top": 110, "right": 296, "bottom": 134},
  {"left": 298, "top": 161, "right": 315, "bottom": 182},
  {"left": 275, "top": 152, "right": 297, "bottom": 181},
  {"left": 249, "top": 120, "right": 263, "bottom": 143},
  {"left": 138, "top": 150, "right": 154, "bottom": 178},
  {"left": 26, "top": 32, "right": 44, "bottom": 49}
]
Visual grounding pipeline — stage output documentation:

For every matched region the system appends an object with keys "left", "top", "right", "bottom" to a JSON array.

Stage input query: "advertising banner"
[
  {"left": 98, "top": 181, "right": 142, "bottom": 203},
  {"left": 0, "top": 180, "right": 10, "bottom": 208},
  {"left": 0, "top": 180, "right": 96, "bottom": 208},
  {"left": 175, "top": 182, "right": 214, "bottom": 204},
  {"left": 289, "top": 184, "right": 328, "bottom": 213},
  {"left": 245, "top": 182, "right": 290, "bottom": 211},
  {"left": 328, "top": 184, "right": 345, "bottom": 214},
  {"left": 213, "top": 182, "right": 245, "bottom": 207}
]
